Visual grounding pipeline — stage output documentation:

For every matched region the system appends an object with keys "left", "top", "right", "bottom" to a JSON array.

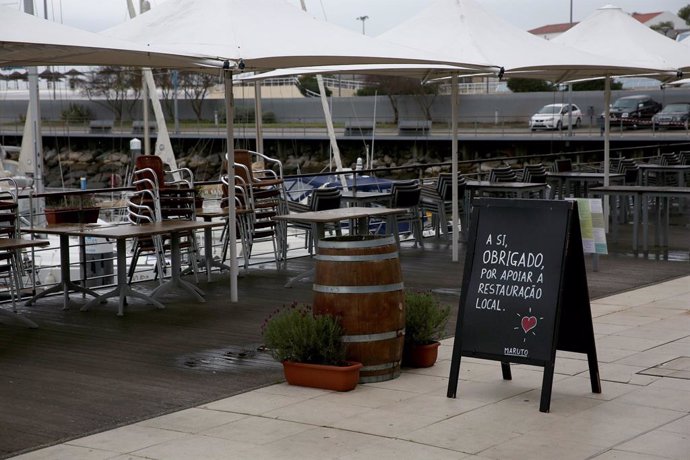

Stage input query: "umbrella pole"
[
  {"left": 224, "top": 67, "right": 238, "bottom": 302},
  {"left": 603, "top": 76, "right": 611, "bottom": 232},
  {"left": 451, "top": 74, "right": 459, "bottom": 262},
  {"left": 254, "top": 81, "right": 264, "bottom": 153}
]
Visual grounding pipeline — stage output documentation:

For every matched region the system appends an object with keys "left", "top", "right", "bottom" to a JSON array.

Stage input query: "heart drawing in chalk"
[{"left": 521, "top": 316, "right": 538, "bottom": 333}]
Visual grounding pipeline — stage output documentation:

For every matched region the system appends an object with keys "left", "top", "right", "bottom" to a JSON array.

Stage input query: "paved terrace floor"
[
  {"left": 10, "top": 273, "right": 690, "bottom": 460},
  {"left": 1, "top": 223, "right": 689, "bottom": 459}
]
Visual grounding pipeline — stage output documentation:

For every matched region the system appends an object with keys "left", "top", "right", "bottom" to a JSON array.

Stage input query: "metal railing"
[{"left": 3, "top": 139, "right": 688, "bottom": 305}]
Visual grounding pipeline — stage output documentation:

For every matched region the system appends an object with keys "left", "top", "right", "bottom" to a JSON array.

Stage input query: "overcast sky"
[{"left": 4, "top": 0, "right": 689, "bottom": 35}]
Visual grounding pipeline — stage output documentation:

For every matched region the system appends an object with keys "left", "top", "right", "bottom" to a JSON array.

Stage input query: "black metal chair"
[
  {"left": 287, "top": 187, "right": 342, "bottom": 254},
  {"left": 387, "top": 180, "right": 424, "bottom": 248},
  {"left": 421, "top": 173, "right": 466, "bottom": 238},
  {"left": 0, "top": 178, "right": 28, "bottom": 312},
  {"left": 488, "top": 165, "right": 518, "bottom": 183}
]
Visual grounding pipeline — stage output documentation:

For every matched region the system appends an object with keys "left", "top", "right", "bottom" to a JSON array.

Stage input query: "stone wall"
[{"left": 40, "top": 141, "right": 453, "bottom": 189}]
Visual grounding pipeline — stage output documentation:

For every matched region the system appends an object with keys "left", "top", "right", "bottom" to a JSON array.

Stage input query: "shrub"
[
  {"left": 261, "top": 303, "right": 346, "bottom": 365},
  {"left": 61, "top": 103, "right": 93, "bottom": 124},
  {"left": 404, "top": 290, "right": 450, "bottom": 345}
]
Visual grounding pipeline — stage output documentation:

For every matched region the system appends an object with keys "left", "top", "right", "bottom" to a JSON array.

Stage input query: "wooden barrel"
[{"left": 313, "top": 235, "right": 404, "bottom": 383}]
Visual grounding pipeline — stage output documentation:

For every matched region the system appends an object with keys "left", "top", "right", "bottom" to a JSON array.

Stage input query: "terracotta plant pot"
[
  {"left": 402, "top": 341, "right": 441, "bottom": 368},
  {"left": 45, "top": 207, "right": 100, "bottom": 225},
  {"left": 282, "top": 361, "right": 362, "bottom": 392}
]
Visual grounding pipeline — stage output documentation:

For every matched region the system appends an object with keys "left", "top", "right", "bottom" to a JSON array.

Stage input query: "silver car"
[
  {"left": 652, "top": 102, "right": 690, "bottom": 129},
  {"left": 529, "top": 103, "right": 582, "bottom": 131}
]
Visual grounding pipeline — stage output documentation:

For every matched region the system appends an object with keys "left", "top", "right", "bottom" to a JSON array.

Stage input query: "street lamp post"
[{"left": 356, "top": 15, "right": 369, "bottom": 35}]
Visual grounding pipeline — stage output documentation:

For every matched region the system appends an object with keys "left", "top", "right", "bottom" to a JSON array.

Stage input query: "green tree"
[
  {"left": 296, "top": 75, "right": 332, "bottom": 97},
  {"left": 571, "top": 80, "right": 623, "bottom": 91},
  {"left": 356, "top": 75, "right": 439, "bottom": 124},
  {"left": 506, "top": 78, "right": 555, "bottom": 92},
  {"left": 179, "top": 70, "right": 220, "bottom": 121},
  {"left": 80, "top": 66, "right": 142, "bottom": 121},
  {"left": 678, "top": 5, "right": 690, "bottom": 25},
  {"left": 650, "top": 20, "right": 675, "bottom": 37},
  {"left": 152, "top": 69, "right": 176, "bottom": 120}
]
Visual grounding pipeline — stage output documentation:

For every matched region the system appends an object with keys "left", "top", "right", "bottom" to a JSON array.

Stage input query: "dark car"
[
  {"left": 607, "top": 95, "right": 662, "bottom": 128},
  {"left": 652, "top": 102, "right": 690, "bottom": 129}
]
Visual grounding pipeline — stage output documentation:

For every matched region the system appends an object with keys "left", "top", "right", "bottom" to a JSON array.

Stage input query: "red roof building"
[{"left": 529, "top": 10, "right": 686, "bottom": 40}]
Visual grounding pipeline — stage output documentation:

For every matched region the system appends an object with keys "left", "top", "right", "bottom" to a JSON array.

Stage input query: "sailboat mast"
[{"left": 23, "top": 0, "right": 45, "bottom": 194}]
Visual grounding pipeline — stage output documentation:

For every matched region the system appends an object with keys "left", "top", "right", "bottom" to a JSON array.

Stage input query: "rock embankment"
[{"left": 39, "top": 144, "right": 454, "bottom": 189}]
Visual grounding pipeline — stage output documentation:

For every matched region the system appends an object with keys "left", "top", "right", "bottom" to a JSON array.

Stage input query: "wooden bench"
[
  {"left": 132, "top": 120, "right": 157, "bottom": 134},
  {"left": 344, "top": 120, "right": 374, "bottom": 136},
  {"left": 398, "top": 120, "right": 432, "bottom": 136},
  {"left": 89, "top": 120, "right": 114, "bottom": 134}
]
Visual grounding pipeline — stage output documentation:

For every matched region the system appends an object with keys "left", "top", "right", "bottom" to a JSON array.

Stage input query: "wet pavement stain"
[{"left": 176, "top": 344, "right": 281, "bottom": 373}]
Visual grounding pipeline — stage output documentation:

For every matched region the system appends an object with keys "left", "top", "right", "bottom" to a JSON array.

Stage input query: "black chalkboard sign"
[{"left": 447, "top": 198, "right": 600, "bottom": 412}]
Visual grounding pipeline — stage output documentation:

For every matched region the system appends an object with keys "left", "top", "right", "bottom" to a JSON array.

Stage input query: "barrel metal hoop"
[
  {"left": 360, "top": 361, "right": 400, "bottom": 372},
  {"left": 341, "top": 329, "right": 404, "bottom": 343},
  {"left": 359, "top": 369, "right": 402, "bottom": 383},
  {"left": 318, "top": 236, "right": 396, "bottom": 249},
  {"left": 315, "top": 253, "right": 399, "bottom": 262},
  {"left": 313, "top": 282, "right": 404, "bottom": 294}
]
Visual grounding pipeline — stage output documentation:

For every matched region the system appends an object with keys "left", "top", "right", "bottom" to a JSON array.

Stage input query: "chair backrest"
[
  {"left": 554, "top": 158, "right": 573, "bottom": 172},
  {"left": 660, "top": 152, "right": 681, "bottom": 166},
  {"left": 488, "top": 166, "right": 517, "bottom": 183},
  {"left": 134, "top": 155, "right": 165, "bottom": 189},
  {"left": 391, "top": 180, "right": 421, "bottom": 208},
  {"left": 310, "top": 187, "right": 341, "bottom": 211},
  {"left": 126, "top": 182, "right": 161, "bottom": 225},
  {"left": 522, "top": 163, "right": 547, "bottom": 183},
  {"left": 0, "top": 178, "right": 19, "bottom": 239},
  {"left": 678, "top": 151, "right": 690, "bottom": 165},
  {"left": 436, "top": 173, "right": 466, "bottom": 200},
  {"left": 233, "top": 149, "right": 254, "bottom": 185},
  {"left": 618, "top": 158, "right": 639, "bottom": 184}
]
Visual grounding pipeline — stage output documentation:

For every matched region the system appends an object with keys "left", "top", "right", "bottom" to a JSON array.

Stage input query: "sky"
[{"left": 3, "top": 0, "right": 689, "bottom": 35}]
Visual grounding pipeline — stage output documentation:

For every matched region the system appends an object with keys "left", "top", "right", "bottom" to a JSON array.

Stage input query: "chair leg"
[{"left": 127, "top": 247, "right": 141, "bottom": 284}]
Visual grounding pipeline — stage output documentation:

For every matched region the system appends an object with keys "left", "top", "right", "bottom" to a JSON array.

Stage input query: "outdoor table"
[
  {"left": 590, "top": 185, "right": 690, "bottom": 256},
  {"left": 25, "top": 224, "right": 103, "bottom": 310},
  {"left": 27, "top": 220, "right": 222, "bottom": 316},
  {"left": 0, "top": 238, "right": 50, "bottom": 328},
  {"left": 545, "top": 171, "right": 625, "bottom": 199},
  {"left": 637, "top": 164, "right": 690, "bottom": 187},
  {"left": 274, "top": 206, "right": 409, "bottom": 287},
  {"left": 194, "top": 208, "right": 248, "bottom": 281}
]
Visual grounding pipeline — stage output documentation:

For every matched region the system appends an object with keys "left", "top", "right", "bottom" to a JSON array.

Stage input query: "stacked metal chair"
[
  {"left": 228, "top": 150, "right": 288, "bottom": 266},
  {"left": 219, "top": 173, "right": 252, "bottom": 270},
  {"left": 421, "top": 173, "right": 466, "bottom": 238},
  {"left": 487, "top": 165, "right": 518, "bottom": 183},
  {"left": 0, "top": 178, "right": 26, "bottom": 311},
  {"left": 127, "top": 156, "right": 199, "bottom": 284}
]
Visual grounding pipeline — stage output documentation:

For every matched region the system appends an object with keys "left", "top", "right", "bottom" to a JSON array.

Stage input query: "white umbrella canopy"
[
  {"left": 101, "top": 0, "right": 492, "bottom": 71},
  {"left": 102, "top": 0, "right": 498, "bottom": 300},
  {"left": 378, "top": 0, "right": 670, "bottom": 83},
  {"left": 0, "top": 7, "right": 219, "bottom": 69},
  {"left": 374, "top": 0, "right": 681, "bottom": 261},
  {"left": 552, "top": 5, "right": 690, "bottom": 74},
  {"left": 235, "top": 63, "right": 491, "bottom": 81},
  {"left": 553, "top": 5, "right": 688, "bottom": 191}
]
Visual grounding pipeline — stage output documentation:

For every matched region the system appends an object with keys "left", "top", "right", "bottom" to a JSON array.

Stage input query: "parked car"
[
  {"left": 652, "top": 102, "right": 690, "bottom": 129},
  {"left": 607, "top": 95, "right": 661, "bottom": 128},
  {"left": 529, "top": 103, "right": 582, "bottom": 131}
]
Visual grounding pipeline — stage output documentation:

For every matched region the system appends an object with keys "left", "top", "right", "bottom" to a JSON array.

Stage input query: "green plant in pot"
[
  {"left": 403, "top": 290, "right": 451, "bottom": 368},
  {"left": 261, "top": 302, "right": 362, "bottom": 391}
]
